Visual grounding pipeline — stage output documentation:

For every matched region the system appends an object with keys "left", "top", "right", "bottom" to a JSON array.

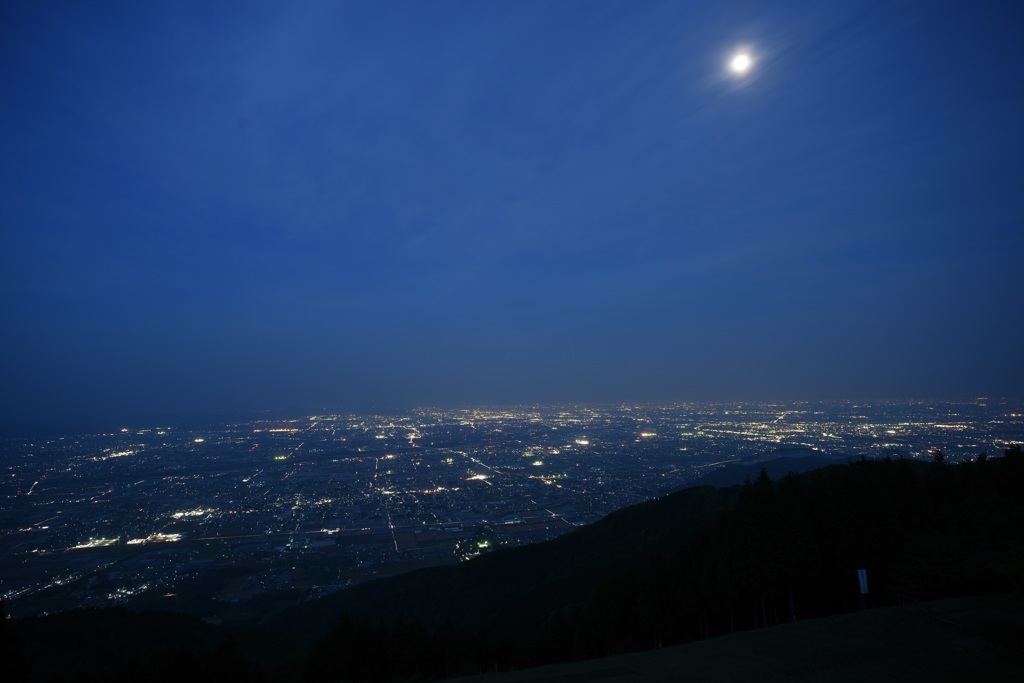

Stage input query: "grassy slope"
[{"left": 456, "top": 593, "right": 1024, "bottom": 682}]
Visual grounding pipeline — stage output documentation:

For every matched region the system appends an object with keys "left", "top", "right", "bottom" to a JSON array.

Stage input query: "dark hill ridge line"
[
  {"left": 269, "top": 449, "right": 845, "bottom": 639},
  {"left": 268, "top": 482, "right": 737, "bottom": 639},
  {"left": 294, "top": 448, "right": 1024, "bottom": 674},
  {"left": 693, "top": 449, "right": 837, "bottom": 488}
]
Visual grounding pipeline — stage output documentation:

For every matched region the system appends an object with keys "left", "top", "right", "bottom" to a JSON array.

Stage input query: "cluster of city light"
[
  {"left": 171, "top": 507, "right": 216, "bottom": 519},
  {"left": 126, "top": 532, "right": 183, "bottom": 545},
  {"left": 91, "top": 449, "right": 138, "bottom": 462},
  {"left": 105, "top": 584, "right": 150, "bottom": 600},
  {"left": 72, "top": 537, "right": 119, "bottom": 549},
  {"left": 6, "top": 400, "right": 1017, "bottom": 617}
]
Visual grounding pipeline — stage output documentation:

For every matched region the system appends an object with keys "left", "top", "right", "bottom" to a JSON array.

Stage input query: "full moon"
[{"left": 730, "top": 53, "right": 752, "bottom": 74}]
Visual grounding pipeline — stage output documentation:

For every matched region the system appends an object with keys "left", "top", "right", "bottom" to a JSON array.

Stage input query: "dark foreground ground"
[{"left": 459, "top": 593, "right": 1024, "bottom": 682}]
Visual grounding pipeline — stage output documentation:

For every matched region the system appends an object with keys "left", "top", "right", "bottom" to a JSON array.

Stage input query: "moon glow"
[{"left": 730, "top": 53, "right": 752, "bottom": 74}]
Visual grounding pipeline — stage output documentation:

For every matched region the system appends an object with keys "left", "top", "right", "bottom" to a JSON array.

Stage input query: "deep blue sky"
[{"left": 2, "top": 1, "right": 1023, "bottom": 426}]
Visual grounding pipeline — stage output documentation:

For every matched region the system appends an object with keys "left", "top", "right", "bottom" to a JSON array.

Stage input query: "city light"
[
  {"left": 126, "top": 533, "right": 183, "bottom": 545},
  {"left": 4, "top": 401, "right": 1020, "bottom": 619},
  {"left": 72, "top": 537, "right": 119, "bottom": 549}
]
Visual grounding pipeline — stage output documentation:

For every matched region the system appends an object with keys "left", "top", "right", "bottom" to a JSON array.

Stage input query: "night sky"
[{"left": 3, "top": 1, "right": 1023, "bottom": 427}]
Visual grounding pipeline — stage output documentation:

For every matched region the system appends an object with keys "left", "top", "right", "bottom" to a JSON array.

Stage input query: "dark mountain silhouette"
[{"left": 281, "top": 444, "right": 1024, "bottom": 675}]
